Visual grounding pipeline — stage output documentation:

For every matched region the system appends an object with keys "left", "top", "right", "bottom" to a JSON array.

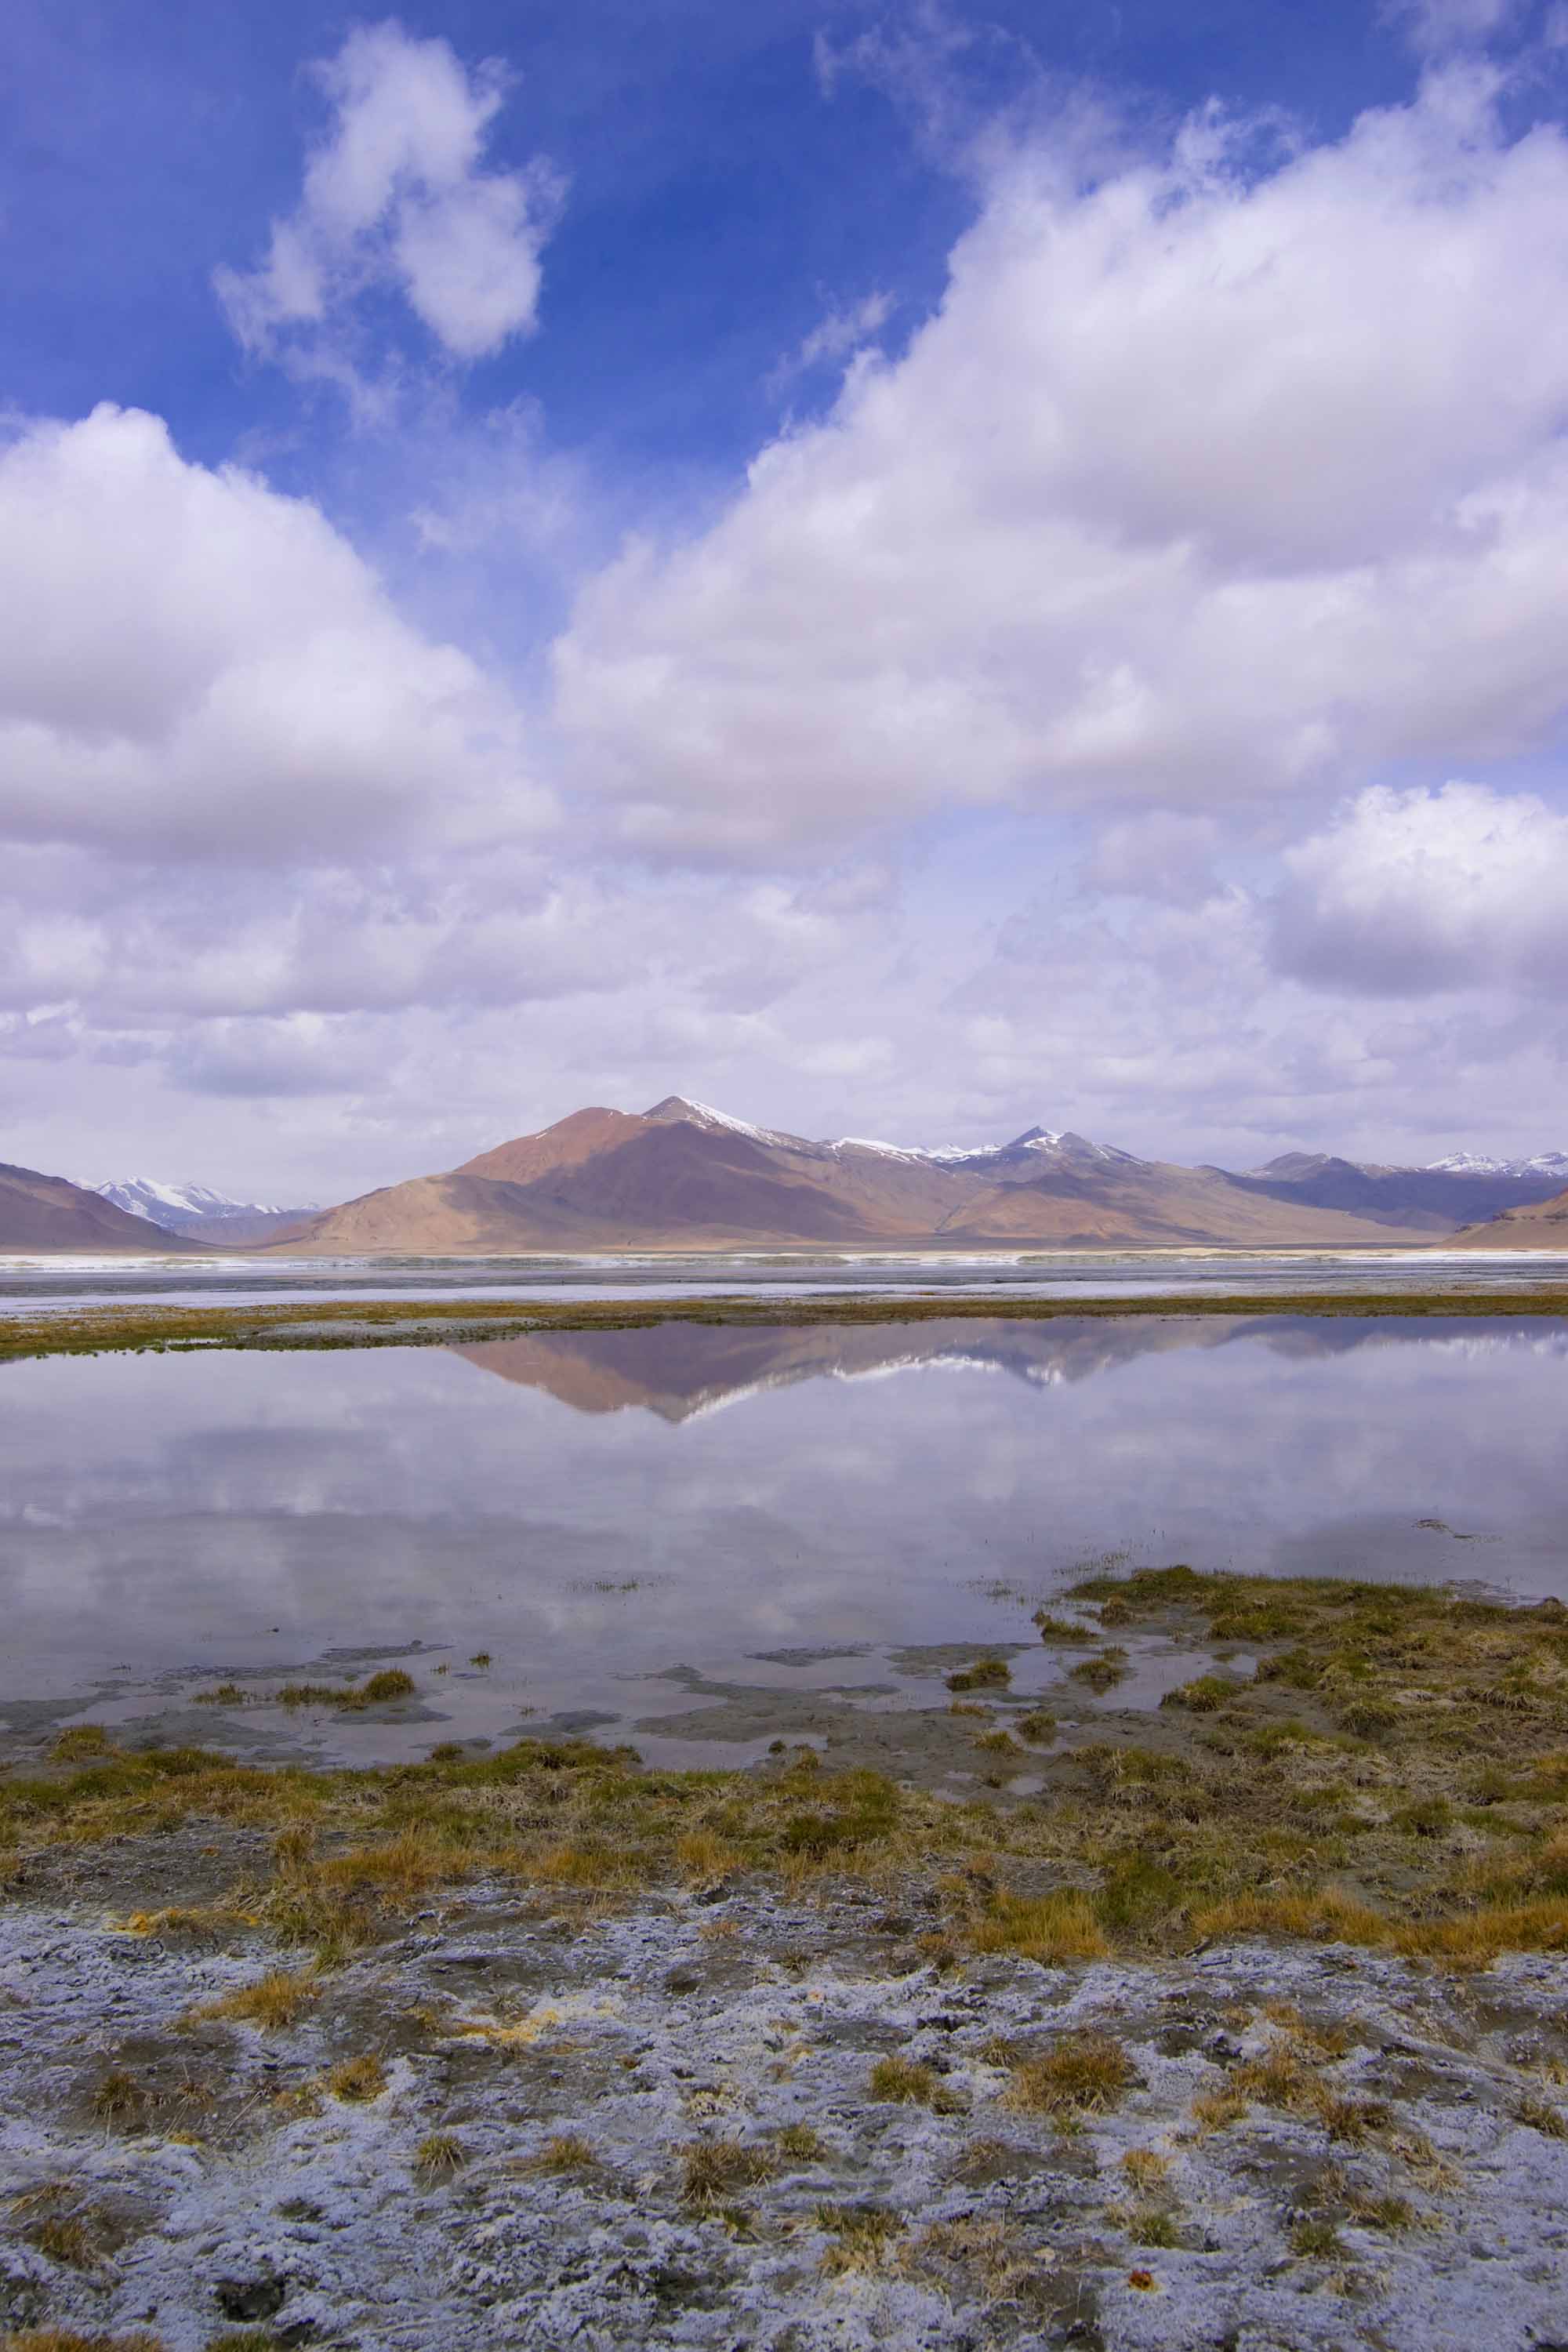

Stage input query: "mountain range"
[
  {"left": 271, "top": 1096, "right": 1568, "bottom": 1254},
  {"left": 0, "top": 1163, "right": 209, "bottom": 1254},
  {"left": 1224, "top": 1152, "right": 1568, "bottom": 1233},
  {"left": 4, "top": 1098, "right": 1566, "bottom": 1254},
  {"left": 95, "top": 1178, "right": 321, "bottom": 1247}
]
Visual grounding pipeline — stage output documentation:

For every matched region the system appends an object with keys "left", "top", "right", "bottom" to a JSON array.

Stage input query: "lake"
[
  {"left": 3, "top": 1245, "right": 1567, "bottom": 1316},
  {"left": 2, "top": 1312, "right": 1564, "bottom": 1770}
]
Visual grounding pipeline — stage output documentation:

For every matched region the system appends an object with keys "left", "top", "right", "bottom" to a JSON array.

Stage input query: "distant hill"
[
  {"left": 96, "top": 1178, "right": 320, "bottom": 1247},
  {"left": 1221, "top": 1151, "right": 1568, "bottom": 1233},
  {"left": 1446, "top": 1187, "right": 1568, "bottom": 1250},
  {"left": 278, "top": 1096, "right": 1445, "bottom": 1255},
  {"left": 0, "top": 1163, "right": 201, "bottom": 1253}
]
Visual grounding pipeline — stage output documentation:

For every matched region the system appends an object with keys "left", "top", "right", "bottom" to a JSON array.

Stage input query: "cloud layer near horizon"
[{"left": 3, "top": 20, "right": 1568, "bottom": 1193}]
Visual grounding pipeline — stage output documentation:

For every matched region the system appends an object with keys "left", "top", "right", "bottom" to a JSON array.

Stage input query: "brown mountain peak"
[{"left": 456, "top": 1105, "right": 651, "bottom": 1185}]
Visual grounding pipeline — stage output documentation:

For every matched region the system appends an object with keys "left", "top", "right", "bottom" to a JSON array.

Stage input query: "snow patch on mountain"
[
  {"left": 97, "top": 1178, "right": 319, "bottom": 1222},
  {"left": 1426, "top": 1151, "right": 1568, "bottom": 1180},
  {"left": 641, "top": 1097, "right": 808, "bottom": 1151}
]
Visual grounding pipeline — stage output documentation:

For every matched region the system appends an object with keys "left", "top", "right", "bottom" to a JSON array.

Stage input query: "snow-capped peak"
[
  {"left": 826, "top": 1136, "right": 936, "bottom": 1163},
  {"left": 96, "top": 1178, "right": 318, "bottom": 1222},
  {"left": 1426, "top": 1150, "right": 1568, "bottom": 1180},
  {"left": 641, "top": 1096, "right": 800, "bottom": 1147}
]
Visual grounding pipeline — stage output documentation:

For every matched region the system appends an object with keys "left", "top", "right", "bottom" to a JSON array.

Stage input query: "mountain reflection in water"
[
  {"left": 449, "top": 1312, "right": 1500, "bottom": 1421},
  {"left": 2, "top": 1313, "right": 1564, "bottom": 1762}
]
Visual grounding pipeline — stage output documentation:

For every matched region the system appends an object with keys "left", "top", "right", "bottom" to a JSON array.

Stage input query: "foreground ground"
[{"left": 4, "top": 1567, "right": 1568, "bottom": 2350}]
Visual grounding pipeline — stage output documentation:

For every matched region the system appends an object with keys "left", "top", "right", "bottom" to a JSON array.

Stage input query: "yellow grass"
[
  {"left": 970, "top": 1889, "right": 1111, "bottom": 1963},
  {"left": 193, "top": 1970, "right": 318, "bottom": 2031},
  {"left": 1006, "top": 2031, "right": 1134, "bottom": 2116}
]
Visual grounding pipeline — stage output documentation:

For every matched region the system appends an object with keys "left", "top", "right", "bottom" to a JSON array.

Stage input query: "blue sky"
[{"left": 2, "top": 0, "right": 1567, "bottom": 1193}]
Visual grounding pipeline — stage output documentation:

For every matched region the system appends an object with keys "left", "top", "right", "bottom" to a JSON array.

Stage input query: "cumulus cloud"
[
  {"left": 1271, "top": 782, "right": 1568, "bottom": 995},
  {"left": 553, "top": 67, "right": 1568, "bottom": 856},
  {"left": 216, "top": 20, "right": 561, "bottom": 374},
  {"left": 0, "top": 404, "right": 548, "bottom": 858},
  {"left": 12, "top": 27, "right": 1568, "bottom": 1192}
]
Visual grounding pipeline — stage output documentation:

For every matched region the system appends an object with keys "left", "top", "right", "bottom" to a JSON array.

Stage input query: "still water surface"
[
  {"left": 3, "top": 1247, "right": 1566, "bottom": 1315},
  {"left": 2, "top": 1314, "right": 1564, "bottom": 1766}
]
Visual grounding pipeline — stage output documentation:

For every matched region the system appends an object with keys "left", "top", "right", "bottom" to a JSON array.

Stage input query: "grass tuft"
[
  {"left": 1514, "top": 2091, "right": 1568, "bottom": 2138},
  {"left": 1069, "top": 1651, "right": 1129, "bottom": 1693},
  {"left": 869, "top": 2055, "right": 939, "bottom": 2104},
  {"left": 816, "top": 2203, "right": 904, "bottom": 2274},
  {"left": 50, "top": 1725, "right": 114, "bottom": 1762},
  {"left": 946, "top": 1657, "right": 1011, "bottom": 1693},
  {"left": 680, "top": 2138, "right": 775, "bottom": 2209},
  {"left": 527, "top": 2132, "right": 599, "bottom": 2176},
  {"left": 1006, "top": 2031, "right": 1134, "bottom": 2116},
  {"left": 321, "top": 2051, "right": 387, "bottom": 2103},
  {"left": 971, "top": 1888, "right": 1110, "bottom": 1964},
  {"left": 194, "top": 1970, "right": 318, "bottom": 2031}
]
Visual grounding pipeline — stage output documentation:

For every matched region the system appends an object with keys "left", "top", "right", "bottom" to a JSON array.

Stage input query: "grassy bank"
[
  {"left": 2, "top": 1283, "right": 1567, "bottom": 1363},
  {"left": 9, "top": 1567, "right": 1568, "bottom": 1969}
]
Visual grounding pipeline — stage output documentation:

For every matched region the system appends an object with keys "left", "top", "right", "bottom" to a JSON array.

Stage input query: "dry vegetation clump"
[
  {"left": 414, "top": 2129, "right": 466, "bottom": 2174},
  {"left": 49, "top": 1726, "right": 113, "bottom": 1762},
  {"left": 192, "top": 1970, "right": 318, "bottom": 2031},
  {"left": 14, "top": 2187, "right": 132, "bottom": 2273},
  {"left": 946, "top": 1657, "right": 1011, "bottom": 1693},
  {"left": 902, "top": 2213, "right": 1048, "bottom": 2301},
  {"left": 968, "top": 1888, "right": 1110, "bottom": 1963},
  {"left": 680, "top": 2137, "right": 776, "bottom": 2209},
  {"left": 1005, "top": 2031, "right": 1134, "bottom": 2117},
  {"left": 773, "top": 2122, "right": 828, "bottom": 2164},
  {"left": 869, "top": 2054, "right": 940, "bottom": 2103},
  {"left": 525, "top": 2132, "right": 600, "bottom": 2176},
  {"left": 275, "top": 1668, "right": 416, "bottom": 1710},
  {"left": 1068, "top": 1650, "right": 1129, "bottom": 1693},
  {"left": 321, "top": 2051, "right": 387, "bottom": 2103},
  {"left": 1014, "top": 1708, "right": 1056, "bottom": 1742},
  {"left": 1162, "top": 1673, "right": 1246, "bottom": 1713},
  {"left": 1346, "top": 2188, "right": 1417, "bottom": 2230},
  {"left": 89, "top": 2070, "right": 157, "bottom": 2131},
  {"left": 1, "top": 2334, "right": 168, "bottom": 2351},
  {"left": 1109, "top": 2203, "right": 1182, "bottom": 2248},
  {"left": 1228, "top": 2035, "right": 1388, "bottom": 2143},
  {"left": 1119, "top": 2146, "right": 1171, "bottom": 2194},
  {"left": 1191, "top": 2085, "right": 1250, "bottom": 2133},
  {"left": 815, "top": 2203, "right": 905, "bottom": 2274},
  {"left": 1513, "top": 2091, "right": 1568, "bottom": 2138},
  {"left": 1033, "top": 1610, "right": 1098, "bottom": 1644}
]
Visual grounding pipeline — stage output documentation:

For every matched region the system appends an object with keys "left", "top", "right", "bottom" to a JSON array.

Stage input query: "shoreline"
[{"left": 3, "top": 1283, "right": 1568, "bottom": 1363}]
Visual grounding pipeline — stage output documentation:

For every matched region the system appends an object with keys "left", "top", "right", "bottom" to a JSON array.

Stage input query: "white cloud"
[
  {"left": 1394, "top": 0, "right": 1526, "bottom": 56},
  {"left": 553, "top": 67, "right": 1568, "bottom": 856},
  {"left": 216, "top": 20, "right": 561, "bottom": 372},
  {"left": 0, "top": 404, "right": 549, "bottom": 858},
  {"left": 12, "top": 34, "right": 1568, "bottom": 1194},
  {"left": 768, "top": 292, "right": 895, "bottom": 393},
  {"left": 1272, "top": 782, "right": 1568, "bottom": 995}
]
